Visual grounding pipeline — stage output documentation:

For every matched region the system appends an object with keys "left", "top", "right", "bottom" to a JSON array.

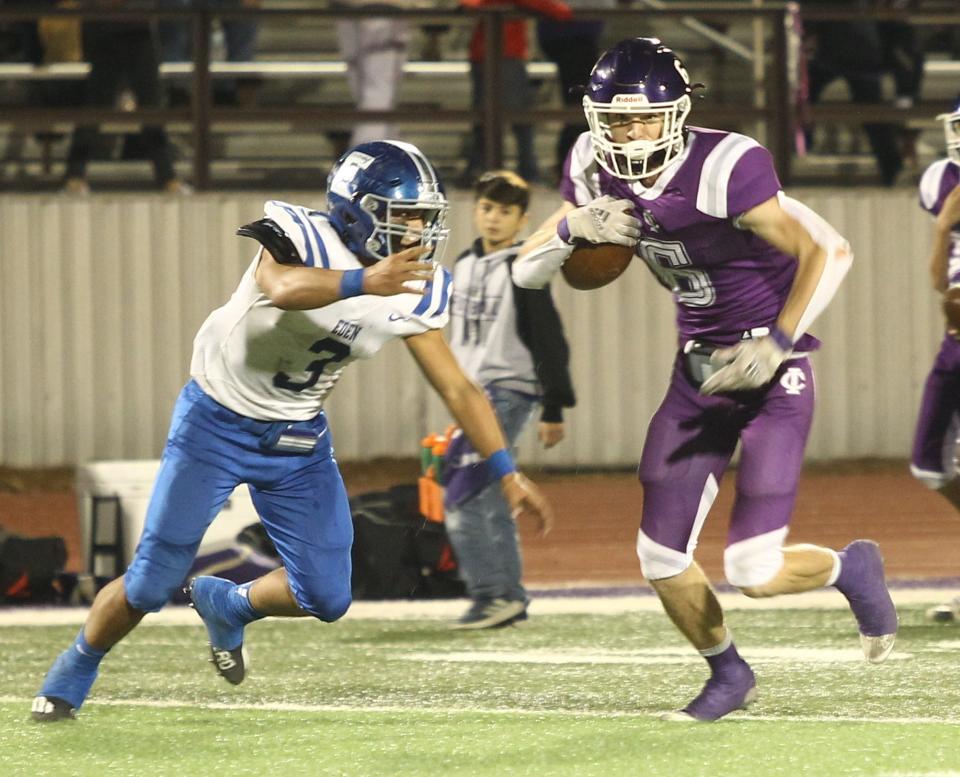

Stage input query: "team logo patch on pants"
[{"left": 780, "top": 366, "right": 807, "bottom": 395}]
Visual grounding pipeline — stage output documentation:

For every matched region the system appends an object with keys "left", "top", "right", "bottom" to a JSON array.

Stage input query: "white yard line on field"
[
  {"left": 0, "top": 695, "right": 957, "bottom": 726},
  {"left": 0, "top": 586, "right": 951, "bottom": 626},
  {"left": 400, "top": 646, "right": 914, "bottom": 665},
  {"left": 880, "top": 773, "right": 960, "bottom": 777}
]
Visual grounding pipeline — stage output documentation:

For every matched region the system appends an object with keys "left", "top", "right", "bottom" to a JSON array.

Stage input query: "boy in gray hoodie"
[{"left": 445, "top": 171, "right": 576, "bottom": 629}]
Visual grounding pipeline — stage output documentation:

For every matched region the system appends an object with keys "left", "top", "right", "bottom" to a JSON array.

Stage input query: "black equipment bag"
[
  {"left": 0, "top": 526, "right": 67, "bottom": 603},
  {"left": 350, "top": 484, "right": 465, "bottom": 600}
]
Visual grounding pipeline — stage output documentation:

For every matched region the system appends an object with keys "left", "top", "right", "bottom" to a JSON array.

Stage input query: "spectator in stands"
[
  {"left": 803, "top": 0, "right": 904, "bottom": 186},
  {"left": 27, "top": 1, "right": 86, "bottom": 173},
  {"left": 878, "top": 0, "right": 924, "bottom": 111},
  {"left": 878, "top": 0, "right": 925, "bottom": 168},
  {"left": 0, "top": 0, "right": 49, "bottom": 173},
  {"left": 332, "top": 0, "right": 419, "bottom": 148},
  {"left": 64, "top": 0, "right": 188, "bottom": 193},
  {"left": 444, "top": 170, "right": 574, "bottom": 629},
  {"left": 157, "top": 0, "right": 261, "bottom": 107},
  {"left": 459, "top": 0, "right": 573, "bottom": 186},
  {"left": 536, "top": 0, "right": 611, "bottom": 182},
  {"left": 0, "top": 0, "right": 45, "bottom": 66}
]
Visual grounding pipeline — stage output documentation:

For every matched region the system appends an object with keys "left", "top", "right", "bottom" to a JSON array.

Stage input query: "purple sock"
[
  {"left": 702, "top": 639, "right": 744, "bottom": 677},
  {"left": 833, "top": 548, "right": 858, "bottom": 592}
]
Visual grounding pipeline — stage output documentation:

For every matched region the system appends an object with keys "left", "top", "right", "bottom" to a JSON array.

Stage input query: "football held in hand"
[{"left": 561, "top": 242, "right": 634, "bottom": 290}]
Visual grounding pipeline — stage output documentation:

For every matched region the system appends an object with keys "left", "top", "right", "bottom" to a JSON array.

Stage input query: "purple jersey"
[
  {"left": 912, "top": 158, "right": 960, "bottom": 482},
  {"left": 561, "top": 128, "right": 819, "bottom": 350},
  {"left": 919, "top": 158, "right": 960, "bottom": 287}
]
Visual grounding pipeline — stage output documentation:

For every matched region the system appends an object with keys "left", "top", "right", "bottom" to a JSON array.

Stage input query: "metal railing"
[{"left": 0, "top": 3, "right": 956, "bottom": 188}]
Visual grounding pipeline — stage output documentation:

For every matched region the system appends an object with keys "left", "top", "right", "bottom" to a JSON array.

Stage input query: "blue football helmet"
[
  {"left": 938, "top": 96, "right": 960, "bottom": 164},
  {"left": 583, "top": 38, "right": 695, "bottom": 180},
  {"left": 326, "top": 140, "right": 449, "bottom": 262}
]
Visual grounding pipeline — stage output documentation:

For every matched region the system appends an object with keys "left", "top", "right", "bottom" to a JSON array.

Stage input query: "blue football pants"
[{"left": 123, "top": 380, "right": 353, "bottom": 621}]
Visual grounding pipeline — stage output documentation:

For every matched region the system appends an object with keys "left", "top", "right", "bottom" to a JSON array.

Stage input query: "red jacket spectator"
[{"left": 461, "top": 0, "right": 572, "bottom": 62}]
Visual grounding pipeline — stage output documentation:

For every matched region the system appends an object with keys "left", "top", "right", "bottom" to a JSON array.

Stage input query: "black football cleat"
[
  {"left": 31, "top": 695, "right": 77, "bottom": 722},
  {"left": 184, "top": 577, "right": 247, "bottom": 685},
  {"left": 207, "top": 645, "right": 246, "bottom": 686}
]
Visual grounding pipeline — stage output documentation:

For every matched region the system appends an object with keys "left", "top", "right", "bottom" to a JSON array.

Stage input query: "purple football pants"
[
  {"left": 911, "top": 334, "right": 960, "bottom": 485},
  {"left": 637, "top": 354, "right": 815, "bottom": 585}
]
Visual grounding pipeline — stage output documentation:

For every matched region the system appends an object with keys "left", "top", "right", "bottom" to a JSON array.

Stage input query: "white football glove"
[
  {"left": 561, "top": 195, "right": 641, "bottom": 247},
  {"left": 700, "top": 336, "right": 790, "bottom": 395}
]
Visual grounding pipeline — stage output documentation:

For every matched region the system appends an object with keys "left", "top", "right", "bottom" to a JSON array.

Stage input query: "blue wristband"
[
  {"left": 557, "top": 217, "right": 573, "bottom": 244},
  {"left": 339, "top": 269, "right": 365, "bottom": 299},
  {"left": 486, "top": 448, "right": 517, "bottom": 479},
  {"left": 769, "top": 325, "right": 793, "bottom": 351}
]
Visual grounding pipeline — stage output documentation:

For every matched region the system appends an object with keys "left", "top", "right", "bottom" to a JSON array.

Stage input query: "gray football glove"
[{"left": 561, "top": 195, "right": 641, "bottom": 247}]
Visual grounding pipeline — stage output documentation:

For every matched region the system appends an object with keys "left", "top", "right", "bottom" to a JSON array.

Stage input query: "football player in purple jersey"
[
  {"left": 513, "top": 37, "right": 898, "bottom": 721},
  {"left": 910, "top": 99, "right": 960, "bottom": 620}
]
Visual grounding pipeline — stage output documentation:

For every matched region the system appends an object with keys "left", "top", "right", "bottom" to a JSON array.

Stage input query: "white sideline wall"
[{"left": 0, "top": 188, "right": 941, "bottom": 467}]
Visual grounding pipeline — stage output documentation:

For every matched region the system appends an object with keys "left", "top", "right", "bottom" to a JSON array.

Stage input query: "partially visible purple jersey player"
[{"left": 910, "top": 98, "right": 960, "bottom": 620}]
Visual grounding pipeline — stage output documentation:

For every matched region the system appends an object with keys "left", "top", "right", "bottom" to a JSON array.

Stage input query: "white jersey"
[{"left": 190, "top": 200, "right": 452, "bottom": 420}]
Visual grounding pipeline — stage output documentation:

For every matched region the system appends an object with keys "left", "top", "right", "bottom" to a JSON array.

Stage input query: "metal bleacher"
[{"left": 0, "top": 2, "right": 958, "bottom": 189}]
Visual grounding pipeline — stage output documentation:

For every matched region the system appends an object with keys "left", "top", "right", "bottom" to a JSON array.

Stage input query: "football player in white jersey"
[{"left": 31, "top": 140, "right": 554, "bottom": 722}]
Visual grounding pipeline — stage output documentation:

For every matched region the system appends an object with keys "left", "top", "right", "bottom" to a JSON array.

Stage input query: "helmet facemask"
[
  {"left": 359, "top": 192, "right": 450, "bottom": 263},
  {"left": 326, "top": 140, "right": 450, "bottom": 266},
  {"left": 940, "top": 109, "right": 960, "bottom": 164},
  {"left": 584, "top": 93, "right": 691, "bottom": 181}
]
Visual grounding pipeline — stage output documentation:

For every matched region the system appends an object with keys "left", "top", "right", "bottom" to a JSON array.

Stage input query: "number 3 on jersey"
[
  {"left": 274, "top": 336, "right": 351, "bottom": 392},
  {"left": 638, "top": 238, "right": 716, "bottom": 307}
]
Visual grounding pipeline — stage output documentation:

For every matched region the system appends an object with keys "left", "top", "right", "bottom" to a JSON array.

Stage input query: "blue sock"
[
  {"left": 73, "top": 629, "right": 108, "bottom": 668},
  {"left": 38, "top": 629, "right": 107, "bottom": 708},
  {"left": 223, "top": 581, "right": 265, "bottom": 627}
]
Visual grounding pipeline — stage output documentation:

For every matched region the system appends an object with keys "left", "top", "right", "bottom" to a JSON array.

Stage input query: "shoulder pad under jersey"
[
  {"left": 407, "top": 264, "right": 453, "bottom": 326},
  {"left": 262, "top": 200, "right": 334, "bottom": 269},
  {"left": 236, "top": 218, "right": 303, "bottom": 265},
  {"left": 919, "top": 159, "right": 956, "bottom": 214},
  {"left": 696, "top": 132, "right": 779, "bottom": 219},
  {"left": 561, "top": 132, "right": 601, "bottom": 206}
]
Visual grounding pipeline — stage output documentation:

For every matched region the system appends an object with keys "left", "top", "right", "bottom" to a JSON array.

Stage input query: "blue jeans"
[
  {"left": 157, "top": 0, "right": 259, "bottom": 102},
  {"left": 466, "top": 59, "right": 538, "bottom": 182},
  {"left": 444, "top": 386, "right": 537, "bottom": 603},
  {"left": 157, "top": 0, "right": 259, "bottom": 63}
]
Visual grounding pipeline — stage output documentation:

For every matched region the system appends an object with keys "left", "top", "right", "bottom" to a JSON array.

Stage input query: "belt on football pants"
[{"left": 681, "top": 339, "right": 809, "bottom": 389}]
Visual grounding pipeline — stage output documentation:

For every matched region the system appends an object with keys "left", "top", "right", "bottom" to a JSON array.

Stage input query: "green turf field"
[{"left": 2, "top": 603, "right": 960, "bottom": 777}]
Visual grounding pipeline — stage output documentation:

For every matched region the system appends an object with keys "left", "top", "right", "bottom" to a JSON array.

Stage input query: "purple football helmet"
[
  {"left": 583, "top": 38, "right": 694, "bottom": 180},
  {"left": 938, "top": 95, "right": 960, "bottom": 164}
]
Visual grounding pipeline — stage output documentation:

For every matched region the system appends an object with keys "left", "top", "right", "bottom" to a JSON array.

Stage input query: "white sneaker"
[
  {"left": 925, "top": 596, "right": 960, "bottom": 623},
  {"left": 163, "top": 179, "right": 193, "bottom": 196},
  {"left": 449, "top": 598, "right": 526, "bottom": 630},
  {"left": 62, "top": 177, "right": 90, "bottom": 195}
]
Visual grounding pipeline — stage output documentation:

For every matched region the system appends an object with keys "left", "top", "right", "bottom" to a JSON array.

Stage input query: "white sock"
[
  {"left": 824, "top": 549, "right": 842, "bottom": 587},
  {"left": 698, "top": 630, "right": 732, "bottom": 657}
]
